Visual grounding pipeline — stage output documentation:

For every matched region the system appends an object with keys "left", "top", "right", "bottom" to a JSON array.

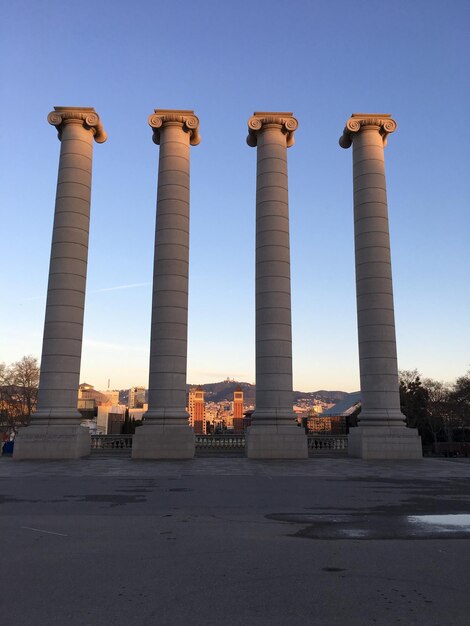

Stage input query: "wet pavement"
[{"left": 1, "top": 456, "right": 469, "bottom": 625}]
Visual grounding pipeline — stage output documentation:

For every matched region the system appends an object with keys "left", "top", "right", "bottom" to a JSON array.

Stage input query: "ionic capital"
[
  {"left": 247, "top": 112, "right": 298, "bottom": 148},
  {"left": 148, "top": 109, "right": 201, "bottom": 146},
  {"left": 339, "top": 113, "right": 397, "bottom": 149},
  {"left": 47, "top": 107, "right": 107, "bottom": 143}
]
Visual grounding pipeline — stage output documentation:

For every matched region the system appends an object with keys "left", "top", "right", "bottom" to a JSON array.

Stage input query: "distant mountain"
[
  {"left": 293, "top": 390, "right": 350, "bottom": 404},
  {"left": 186, "top": 381, "right": 255, "bottom": 404},
  {"left": 186, "top": 381, "right": 349, "bottom": 405},
  {"left": 119, "top": 381, "right": 349, "bottom": 406}
]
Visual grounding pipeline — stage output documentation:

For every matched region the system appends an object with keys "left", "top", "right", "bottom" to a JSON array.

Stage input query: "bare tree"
[
  {"left": 400, "top": 370, "right": 470, "bottom": 450},
  {"left": 11, "top": 355, "right": 39, "bottom": 418},
  {"left": 422, "top": 378, "right": 453, "bottom": 444},
  {"left": 399, "top": 369, "right": 428, "bottom": 429},
  {"left": 448, "top": 370, "right": 470, "bottom": 440},
  {"left": 0, "top": 355, "right": 39, "bottom": 434}
]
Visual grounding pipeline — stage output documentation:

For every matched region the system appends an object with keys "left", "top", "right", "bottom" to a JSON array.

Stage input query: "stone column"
[
  {"left": 339, "top": 113, "right": 421, "bottom": 459},
  {"left": 132, "top": 110, "right": 200, "bottom": 459},
  {"left": 245, "top": 112, "right": 307, "bottom": 459},
  {"left": 14, "top": 107, "right": 106, "bottom": 460}
]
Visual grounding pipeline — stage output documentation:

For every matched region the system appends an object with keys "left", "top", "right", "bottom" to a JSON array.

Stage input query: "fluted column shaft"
[
  {"left": 247, "top": 113, "right": 298, "bottom": 427},
  {"left": 145, "top": 110, "right": 200, "bottom": 426},
  {"left": 340, "top": 114, "right": 404, "bottom": 426},
  {"left": 34, "top": 108, "right": 106, "bottom": 425}
]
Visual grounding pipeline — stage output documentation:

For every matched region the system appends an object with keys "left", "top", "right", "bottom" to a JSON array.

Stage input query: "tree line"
[{"left": 399, "top": 369, "right": 470, "bottom": 448}]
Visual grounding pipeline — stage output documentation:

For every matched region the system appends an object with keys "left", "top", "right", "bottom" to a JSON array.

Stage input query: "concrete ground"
[{"left": 1, "top": 456, "right": 469, "bottom": 626}]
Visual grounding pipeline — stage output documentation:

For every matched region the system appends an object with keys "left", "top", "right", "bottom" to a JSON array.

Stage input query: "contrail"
[{"left": 92, "top": 282, "right": 151, "bottom": 293}]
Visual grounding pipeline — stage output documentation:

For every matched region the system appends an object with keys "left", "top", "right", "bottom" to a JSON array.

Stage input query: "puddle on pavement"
[
  {"left": 408, "top": 514, "right": 470, "bottom": 530},
  {"left": 266, "top": 512, "right": 470, "bottom": 539}
]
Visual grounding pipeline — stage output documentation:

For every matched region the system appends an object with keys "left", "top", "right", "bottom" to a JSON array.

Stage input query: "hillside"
[
  {"left": 186, "top": 381, "right": 255, "bottom": 404},
  {"left": 186, "top": 381, "right": 349, "bottom": 405}
]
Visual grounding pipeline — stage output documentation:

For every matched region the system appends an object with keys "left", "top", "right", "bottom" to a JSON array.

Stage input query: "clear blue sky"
[{"left": 1, "top": 0, "right": 469, "bottom": 391}]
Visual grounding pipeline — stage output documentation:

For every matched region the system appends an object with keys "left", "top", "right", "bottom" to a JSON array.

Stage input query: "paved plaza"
[{"left": 1, "top": 456, "right": 469, "bottom": 625}]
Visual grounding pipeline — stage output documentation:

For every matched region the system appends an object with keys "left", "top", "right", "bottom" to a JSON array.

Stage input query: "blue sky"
[{"left": 1, "top": 0, "right": 469, "bottom": 391}]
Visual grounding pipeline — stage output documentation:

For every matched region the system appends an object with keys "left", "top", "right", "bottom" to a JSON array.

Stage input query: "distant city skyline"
[{"left": 2, "top": 0, "right": 469, "bottom": 392}]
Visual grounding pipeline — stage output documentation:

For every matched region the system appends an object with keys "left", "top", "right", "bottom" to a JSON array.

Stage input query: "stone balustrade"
[
  {"left": 195, "top": 435, "right": 246, "bottom": 450},
  {"left": 89, "top": 433, "right": 348, "bottom": 455},
  {"left": 91, "top": 435, "right": 133, "bottom": 450},
  {"left": 307, "top": 435, "right": 348, "bottom": 453}
]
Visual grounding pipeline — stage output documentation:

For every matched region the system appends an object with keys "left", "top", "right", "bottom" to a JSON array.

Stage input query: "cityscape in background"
[{"left": 77, "top": 378, "right": 360, "bottom": 437}]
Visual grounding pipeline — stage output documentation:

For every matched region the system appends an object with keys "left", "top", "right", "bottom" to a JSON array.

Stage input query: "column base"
[
  {"left": 30, "top": 408, "right": 84, "bottom": 424},
  {"left": 348, "top": 426, "right": 422, "bottom": 459},
  {"left": 13, "top": 425, "right": 90, "bottom": 460},
  {"left": 131, "top": 425, "right": 195, "bottom": 459},
  {"left": 245, "top": 425, "right": 308, "bottom": 459}
]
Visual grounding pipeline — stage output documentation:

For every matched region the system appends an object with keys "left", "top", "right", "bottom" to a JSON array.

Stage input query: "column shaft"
[
  {"left": 14, "top": 107, "right": 106, "bottom": 460},
  {"left": 255, "top": 127, "right": 294, "bottom": 424},
  {"left": 35, "top": 122, "right": 94, "bottom": 424},
  {"left": 147, "top": 124, "right": 190, "bottom": 423},
  {"left": 245, "top": 112, "right": 307, "bottom": 459},
  {"left": 352, "top": 128, "right": 403, "bottom": 425},
  {"left": 339, "top": 113, "right": 422, "bottom": 459},
  {"left": 132, "top": 109, "right": 200, "bottom": 459}
]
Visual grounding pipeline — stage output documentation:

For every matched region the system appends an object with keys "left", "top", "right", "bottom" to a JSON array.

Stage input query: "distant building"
[
  {"left": 129, "top": 406, "right": 147, "bottom": 421},
  {"left": 78, "top": 383, "right": 127, "bottom": 432},
  {"left": 78, "top": 383, "right": 112, "bottom": 420},
  {"left": 129, "top": 386, "right": 146, "bottom": 408},
  {"left": 232, "top": 386, "right": 244, "bottom": 433},
  {"left": 307, "top": 415, "right": 334, "bottom": 433},
  {"left": 188, "top": 386, "right": 206, "bottom": 434},
  {"left": 308, "top": 392, "right": 361, "bottom": 434},
  {"left": 96, "top": 405, "right": 126, "bottom": 435},
  {"left": 243, "top": 409, "right": 253, "bottom": 431},
  {"left": 99, "top": 389, "right": 120, "bottom": 405},
  {"left": 78, "top": 383, "right": 110, "bottom": 405}
]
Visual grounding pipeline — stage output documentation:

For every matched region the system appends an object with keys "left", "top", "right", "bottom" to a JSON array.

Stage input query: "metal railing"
[{"left": 91, "top": 435, "right": 133, "bottom": 449}]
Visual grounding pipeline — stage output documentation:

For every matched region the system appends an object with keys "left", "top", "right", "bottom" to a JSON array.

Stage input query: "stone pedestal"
[
  {"left": 245, "top": 425, "right": 307, "bottom": 459},
  {"left": 245, "top": 112, "right": 307, "bottom": 459},
  {"left": 340, "top": 113, "right": 421, "bottom": 459},
  {"left": 132, "top": 425, "right": 195, "bottom": 460},
  {"left": 13, "top": 426, "right": 90, "bottom": 460},
  {"left": 132, "top": 110, "right": 200, "bottom": 460},
  {"left": 348, "top": 426, "right": 422, "bottom": 460},
  {"left": 14, "top": 107, "right": 106, "bottom": 460}
]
